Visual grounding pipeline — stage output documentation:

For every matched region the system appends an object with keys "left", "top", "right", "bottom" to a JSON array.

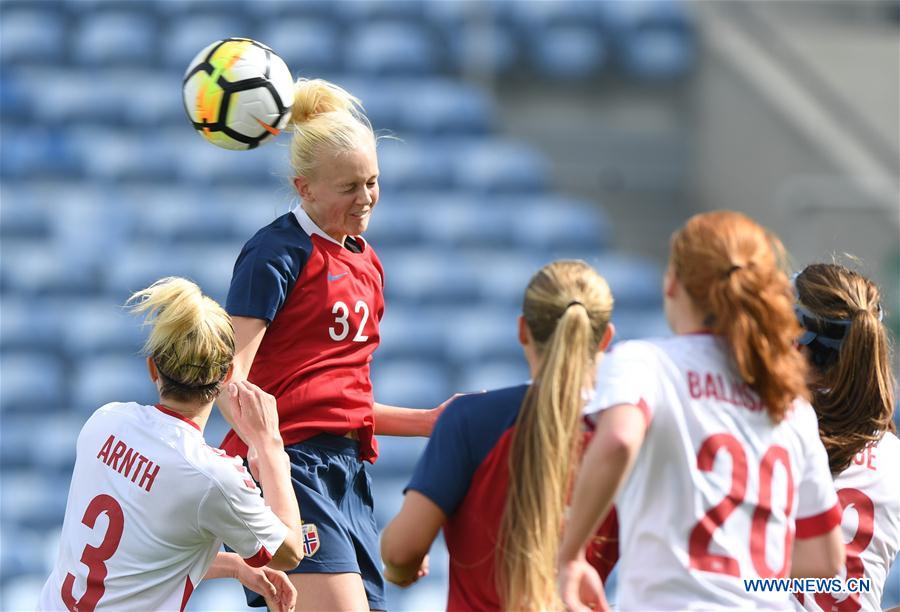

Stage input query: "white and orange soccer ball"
[{"left": 182, "top": 38, "right": 294, "bottom": 150}]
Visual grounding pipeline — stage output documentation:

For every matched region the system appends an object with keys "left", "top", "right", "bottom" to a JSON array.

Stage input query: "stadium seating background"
[{"left": 1, "top": 0, "right": 897, "bottom": 609}]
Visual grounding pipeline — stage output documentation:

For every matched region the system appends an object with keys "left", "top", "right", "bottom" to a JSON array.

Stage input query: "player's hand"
[
  {"left": 228, "top": 381, "right": 282, "bottom": 449},
  {"left": 235, "top": 563, "right": 297, "bottom": 612},
  {"left": 384, "top": 555, "right": 429, "bottom": 588},
  {"left": 558, "top": 559, "right": 608, "bottom": 612},
  {"left": 412, "top": 554, "right": 430, "bottom": 585},
  {"left": 426, "top": 393, "right": 469, "bottom": 435}
]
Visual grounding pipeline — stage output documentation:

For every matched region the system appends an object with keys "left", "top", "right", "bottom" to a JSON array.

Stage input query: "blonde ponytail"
[
  {"left": 126, "top": 277, "right": 234, "bottom": 403},
  {"left": 289, "top": 78, "right": 374, "bottom": 178},
  {"left": 498, "top": 261, "right": 613, "bottom": 611}
]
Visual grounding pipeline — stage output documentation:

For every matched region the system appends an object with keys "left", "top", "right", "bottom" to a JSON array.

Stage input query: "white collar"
[
  {"left": 293, "top": 205, "right": 343, "bottom": 246},
  {"left": 292, "top": 205, "right": 367, "bottom": 251}
]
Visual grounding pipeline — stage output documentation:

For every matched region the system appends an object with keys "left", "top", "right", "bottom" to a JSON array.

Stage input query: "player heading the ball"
[
  {"left": 39, "top": 277, "right": 303, "bottom": 612},
  {"left": 217, "top": 76, "right": 455, "bottom": 611}
]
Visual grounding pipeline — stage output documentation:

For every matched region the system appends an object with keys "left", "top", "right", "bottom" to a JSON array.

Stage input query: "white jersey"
[
  {"left": 797, "top": 432, "right": 900, "bottom": 612},
  {"left": 39, "top": 402, "right": 288, "bottom": 612},
  {"left": 586, "top": 335, "right": 840, "bottom": 610}
]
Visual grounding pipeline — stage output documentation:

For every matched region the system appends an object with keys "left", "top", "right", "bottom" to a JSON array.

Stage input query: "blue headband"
[
  {"left": 792, "top": 272, "right": 883, "bottom": 352},
  {"left": 794, "top": 303, "right": 851, "bottom": 350}
]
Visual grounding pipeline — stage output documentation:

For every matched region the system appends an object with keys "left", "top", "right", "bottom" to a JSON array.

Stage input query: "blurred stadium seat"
[
  {"left": 0, "top": 240, "right": 100, "bottom": 296},
  {"left": 0, "top": 186, "right": 51, "bottom": 240},
  {"left": 0, "top": 8, "right": 67, "bottom": 66},
  {"left": 369, "top": 436, "right": 429, "bottom": 479},
  {"left": 376, "top": 305, "right": 449, "bottom": 362},
  {"left": 0, "top": 353, "right": 66, "bottom": 414},
  {"left": 370, "top": 359, "right": 451, "bottom": 409},
  {"left": 510, "top": 195, "right": 613, "bottom": 251},
  {"left": 417, "top": 193, "right": 515, "bottom": 248},
  {"left": 379, "top": 247, "right": 483, "bottom": 306},
  {"left": 530, "top": 24, "right": 609, "bottom": 80},
  {"left": 162, "top": 16, "right": 254, "bottom": 69},
  {"left": 0, "top": 298, "right": 62, "bottom": 355},
  {"left": 592, "top": 253, "right": 664, "bottom": 309},
  {"left": 443, "top": 306, "right": 523, "bottom": 365},
  {"left": 60, "top": 298, "right": 145, "bottom": 358},
  {"left": 610, "top": 309, "right": 672, "bottom": 342},
  {"left": 0, "top": 471, "right": 69, "bottom": 532},
  {"left": 452, "top": 140, "right": 551, "bottom": 194},
  {"left": 72, "top": 11, "right": 158, "bottom": 67},
  {"left": 398, "top": 80, "right": 495, "bottom": 136},
  {"left": 335, "top": 0, "right": 426, "bottom": 26},
  {"left": 457, "top": 359, "right": 530, "bottom": 393},
  {"left": 374, "top": 138, "right": 456, "bottom": 191},
  {"left": 258, "top": 19, "right": 342, "bottom": 74},
  {"left": 71, "top": 356, "right": 156, "bottom": 416},
  {"left": 102, "top": 244, "right": 235, "bottom": 305},
  {"left": 0, "top": 525, "right": 50, "bottom": 579},
  {"left": 345, "top": 21, "right": 440, "bottom": 77}
]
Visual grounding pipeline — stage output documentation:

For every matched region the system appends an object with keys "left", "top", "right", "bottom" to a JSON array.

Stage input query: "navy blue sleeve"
[
  {"left": 225, "top": 238, "right": 306, "bottom": 324},
  {"left": 405, "top": 400, "right": 475, "bottom": 518}
]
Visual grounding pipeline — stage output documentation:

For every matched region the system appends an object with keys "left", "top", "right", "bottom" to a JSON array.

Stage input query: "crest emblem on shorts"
[{"left": 302, "top": 523, "right": 320, "bottom": 557}]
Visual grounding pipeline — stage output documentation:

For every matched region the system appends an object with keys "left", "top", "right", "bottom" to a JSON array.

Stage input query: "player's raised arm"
[
  {"left": 559, "top": 404, "right": 647, "bottom": 563},
  {"left": 228, "top": 381, "right": 304, "bottom": 570},
  {"left": 215, "top": 316, "right": 268, "bottom": 431},
  {"left": 372, "top": 393, "right": 463, "bottom": 437}
]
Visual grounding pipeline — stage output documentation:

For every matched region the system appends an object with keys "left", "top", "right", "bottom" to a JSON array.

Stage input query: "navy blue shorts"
[{"left": 238, "top": 434, "right": 386, "bottom": 610}]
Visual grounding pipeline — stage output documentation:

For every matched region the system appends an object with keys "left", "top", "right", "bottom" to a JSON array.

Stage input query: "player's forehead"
[{"left": 317, "top": 140, "right": 378, "bottom": 183}]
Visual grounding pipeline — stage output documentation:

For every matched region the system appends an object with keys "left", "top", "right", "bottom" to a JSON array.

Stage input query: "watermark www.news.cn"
[{"left": 743, "top": 578, "right": 871, "bottom": 594}]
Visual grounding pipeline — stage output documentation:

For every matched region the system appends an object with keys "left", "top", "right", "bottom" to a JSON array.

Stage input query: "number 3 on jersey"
[
  {"left": 61, "top": 494, "right": 124, "bottom": 612},
  {"left": 813, "top": 488, "right": 874, "bottom": 612},
  {"left": 329, "top": 300, "right": 370, "bottom": 342}
]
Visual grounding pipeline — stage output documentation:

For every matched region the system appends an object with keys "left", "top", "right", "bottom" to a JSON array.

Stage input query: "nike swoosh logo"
[
  {"left": 254, "top": 116, "right": 281, "bottom": 136},
  {"left": 328, "top": 273, "right": 348, "bottom": 282}
]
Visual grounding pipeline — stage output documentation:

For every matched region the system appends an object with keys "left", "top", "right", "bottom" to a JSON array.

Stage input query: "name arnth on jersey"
[
  {"left": 96, "top": 434, "right": 161, "bottom": 492},
  {"left": 687, "top": 370, "right": 763, "bottom": 412}
]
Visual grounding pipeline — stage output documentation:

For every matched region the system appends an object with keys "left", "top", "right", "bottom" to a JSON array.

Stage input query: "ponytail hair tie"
[
  {"left": 725, "top": 264, "right": 742, "bottom": 278},
  {"left": 857, "top": 306, "right": 885, "bottom": 322},
  {"left": 565, "top": 301, "right": 585, "bottom": 310}
]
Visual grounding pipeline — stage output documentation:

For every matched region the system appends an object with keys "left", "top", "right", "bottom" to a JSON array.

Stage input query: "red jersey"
[
  {"left": 223, "top": 207, "right": 384, "bottom": 461},
  {"left": 406, "top": 385, "right": 618, "bottom": 610}
]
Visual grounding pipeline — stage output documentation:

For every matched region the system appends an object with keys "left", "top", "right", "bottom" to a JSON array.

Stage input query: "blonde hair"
[
  {"left": 126, "top": 277, "right": 234, "bottom": 403},
  {"left": 670, "top": 211, "right": 809, "bottom": 423},
  {"left": 498, "top": 260, "right": 613, "bottom": 611},
  {"left": 289, "top": 78, "right": 375, "bottom": 178},
  {"left": 795, "top": 263, "right": 896, "bottom": 474}
]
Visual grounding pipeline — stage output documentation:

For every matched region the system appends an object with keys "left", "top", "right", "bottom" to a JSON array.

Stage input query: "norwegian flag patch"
[{"left": 302, "top": 523, "right": 320, "bottom": 557}]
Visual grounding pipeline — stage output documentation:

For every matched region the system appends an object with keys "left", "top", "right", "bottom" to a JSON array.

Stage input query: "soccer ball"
[{"left": 183, "top": 38, "right": 294, "bottom": 151}]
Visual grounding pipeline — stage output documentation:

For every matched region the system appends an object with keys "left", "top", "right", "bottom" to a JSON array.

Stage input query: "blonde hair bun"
[
  {"left": 126, "top": 277, "right": 235, "bottom": 403},
  {"left": 290, "top": 78, "right": 364, "bottom": 126}
]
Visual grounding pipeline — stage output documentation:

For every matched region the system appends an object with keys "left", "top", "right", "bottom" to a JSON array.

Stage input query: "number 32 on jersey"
[{"left": 329, "top": 300, "right": 370, "bottom": 342}]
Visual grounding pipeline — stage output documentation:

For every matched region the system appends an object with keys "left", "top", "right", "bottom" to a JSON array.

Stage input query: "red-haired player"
[{"left": 559, "top": 211, "right": 845, "bottom": 610}]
